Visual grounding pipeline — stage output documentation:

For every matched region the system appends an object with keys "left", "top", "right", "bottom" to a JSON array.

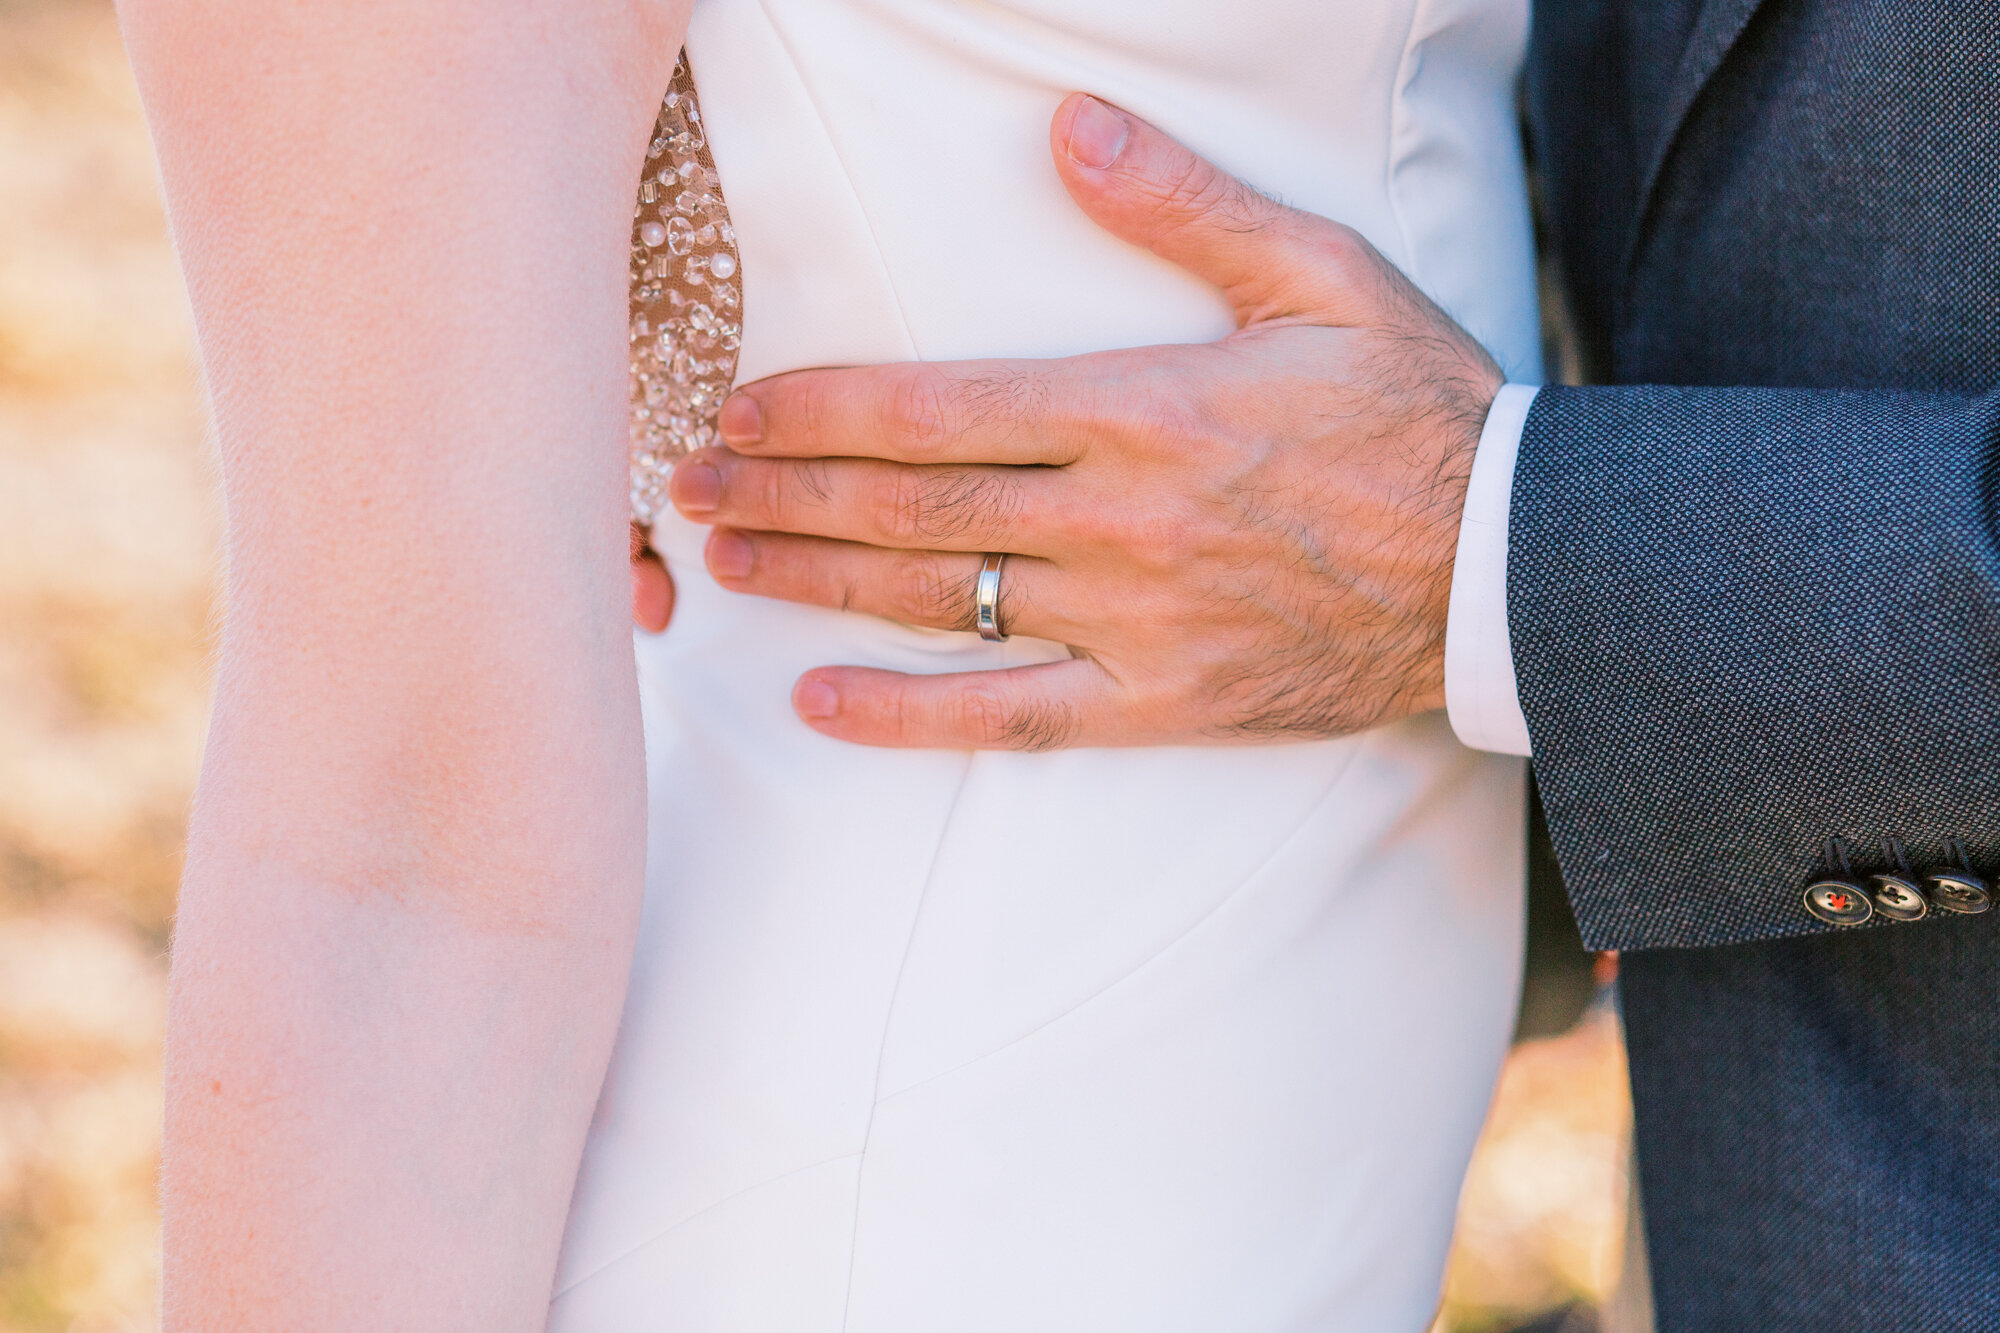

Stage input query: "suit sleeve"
[{"left": 1510, "top": 383, "right": 2000, "bottom": 950}]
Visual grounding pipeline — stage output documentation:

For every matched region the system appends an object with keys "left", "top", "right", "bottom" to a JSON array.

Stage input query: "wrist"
[{"left": 1409, "top": 367, "right": 1502, "bottom": 711}]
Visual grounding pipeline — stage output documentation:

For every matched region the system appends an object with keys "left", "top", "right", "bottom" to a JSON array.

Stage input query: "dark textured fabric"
[
  {"left": 1622, "top": 935, "right": 2000, "bottom": 1330},
  {"left": 1519, "top": 0, "right": 2000, "bottom": 1326},
  {"left": 1516, "top": 385, "right": 2000, "bottom": 951},
  {"left": 1515, "top": 772, "right": 1597, "bottom": 1041}
]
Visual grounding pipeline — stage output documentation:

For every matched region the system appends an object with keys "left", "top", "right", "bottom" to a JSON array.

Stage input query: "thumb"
[{"left": 1049, "top": 93, "right": 1370, "bottom": 326}]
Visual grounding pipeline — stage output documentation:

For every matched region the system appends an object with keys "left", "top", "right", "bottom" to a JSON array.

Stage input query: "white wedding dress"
[{"left": 552, "top": 0, "right": 1541, "bottom": 1327}]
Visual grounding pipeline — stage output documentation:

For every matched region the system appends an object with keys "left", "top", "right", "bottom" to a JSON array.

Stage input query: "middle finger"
[{"left": 672, "top": 448, "right": 1063, "bottom": 555}]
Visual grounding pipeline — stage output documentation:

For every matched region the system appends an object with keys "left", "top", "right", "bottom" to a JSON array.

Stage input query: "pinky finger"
[{"left": 793, "top": 658, "right": 1117, "bottom": 751}]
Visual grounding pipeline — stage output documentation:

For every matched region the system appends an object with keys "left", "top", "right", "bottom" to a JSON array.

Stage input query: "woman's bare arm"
[{"left": 118, "top": 1, "right": 686, "bottom": 1325}]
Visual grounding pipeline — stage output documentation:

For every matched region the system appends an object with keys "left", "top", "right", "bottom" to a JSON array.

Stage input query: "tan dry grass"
[
  {"left": 1, "top": 0, "right": 205, "bottom": 1327},
  {"left": 1439, "top": 1005, "right": 1635, "bottom": 1330}
]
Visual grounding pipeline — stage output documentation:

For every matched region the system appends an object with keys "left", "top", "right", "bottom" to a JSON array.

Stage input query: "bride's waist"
[{"left": 686, "top": 0, "right": 1539, "bottom": 379}]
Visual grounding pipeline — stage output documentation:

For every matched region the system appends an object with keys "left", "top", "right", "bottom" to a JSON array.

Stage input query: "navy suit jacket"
[{"left": 1519, "top": 0, "right": 2000, "bottom": 1326}]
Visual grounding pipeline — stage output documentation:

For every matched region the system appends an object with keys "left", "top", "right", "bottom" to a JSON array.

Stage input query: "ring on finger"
[{"left": 975, "top": 552, "right": 1009, "bottom": 642}]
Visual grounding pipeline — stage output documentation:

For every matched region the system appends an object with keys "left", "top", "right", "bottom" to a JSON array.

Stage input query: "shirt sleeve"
[{"left": 1443, "top": 383, "right": 1537, "bottom": 755}]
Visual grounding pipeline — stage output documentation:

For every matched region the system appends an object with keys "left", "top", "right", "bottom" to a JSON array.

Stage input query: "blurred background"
[{"left": 0, "top": 0, "right": 1636, "bottom": 1328}]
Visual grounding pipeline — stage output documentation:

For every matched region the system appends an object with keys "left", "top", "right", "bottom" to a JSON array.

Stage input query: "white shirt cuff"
[{"left": 1444, "top": 383, "right": 1537, "bottom": 756}]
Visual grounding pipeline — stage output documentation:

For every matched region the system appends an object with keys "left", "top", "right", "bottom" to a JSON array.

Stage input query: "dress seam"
[
  {"left": 1384, "top": 0, "right": 1430, "bottom": 287},
  {"left": 836, "top": 756, "right": 980, "bottom": 1330},
  {"left": 751, "top": 0, "right": 928, "bottom": 360},
  {"left": 871, "top": 731, "right": 1376, "bottom": 1109},
  {"left": 551, "top": 1150, "right": 866, "bottom": 1300}
]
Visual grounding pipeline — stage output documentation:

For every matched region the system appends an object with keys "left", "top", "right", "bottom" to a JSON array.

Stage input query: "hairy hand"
[{"left": 663, "top": 94, "right": 1503, "bottom": 749}]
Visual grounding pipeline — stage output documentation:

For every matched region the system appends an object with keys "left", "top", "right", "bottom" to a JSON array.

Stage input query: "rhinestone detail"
[{"left": 628, "top": 52, "right": 742, "bottom": 526}]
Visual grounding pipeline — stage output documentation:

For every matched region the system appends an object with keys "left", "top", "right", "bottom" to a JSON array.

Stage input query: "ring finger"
[{"left": 705, "top": 527, "right": 1069, "bottom": 640}]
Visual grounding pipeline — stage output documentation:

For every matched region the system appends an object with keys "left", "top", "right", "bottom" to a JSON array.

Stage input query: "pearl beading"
[{"left": 628, "top": 53, "right": 743, "bottom": 526}]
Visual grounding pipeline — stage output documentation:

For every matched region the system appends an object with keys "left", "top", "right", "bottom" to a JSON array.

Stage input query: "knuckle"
[
  {"left": 790, "top": 374, "right": 833, "bottom": 448},
  {"left": 915, "top": 469, "right": 1017, "bottom": 543},
  {"left": 882, "top": 370, "right": 952, "bottom": 458},
  {"left": 1318, "top": 219, "right": 1365, "bottom": 262},
  {"left": 883, "top": 681, "right": 919, "bottom": 745},
  {"left": 959, "top": 685, "right": 1080, "bottom": 752},
  {"left": 952, "top": 680, "right": 1016, "bottom": 746},
  {"left": 811, "top": 553, "right": 863, "bottom": 614},
  {"left": 956, "top": 366, "right": 1044, "bottom": 432},
  {"left": 896, "top": 550, "right": 975, "bottom": 628},
  {"left": 738, "top": 459, "right": 787, "bottom": 522},
  {"left": 754, "top": 537, "right": 808, "bottom": 594},
  {"left": 1149, "top": 158, "right": 1273, "bottom": 238},
  {"left": 1123, "top": 507, "right": 1199, "bottom": 569},
  {"left": 1008, "top": 699, "right": 1081, "bottom": 751},
  {"left": 1318, "top": 221, "right": 1384, "bottom": 289},
  {"left": 1108, "top": 357, "right": 1211, "bottom": 447},
  {"left": 1136, "top": 385, "right": 1213, "bottom": 459},
  {"left": 1155, "top": 156, "right": 1225, "bottom": 217},
  {"left": 867, "top": 461, "right": 1022, "bottom": 549},
  {"left": 875, "top": 467, "right": 930, "bottom": 545}
]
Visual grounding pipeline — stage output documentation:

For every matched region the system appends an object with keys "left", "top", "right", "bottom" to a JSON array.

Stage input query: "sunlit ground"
[{"left": 0, "top": 2, "right": 1634, "bottom": 1328}]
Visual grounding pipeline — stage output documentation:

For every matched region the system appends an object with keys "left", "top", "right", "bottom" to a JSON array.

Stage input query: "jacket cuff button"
[
  {"left": 1927, "top": 837, "right": 1993, "bottom": 915},
  {"left": 1804, "top": 837, "right": 1873, "bottom": 926},
  {"left": 1869, "top": 837, "right": 1930, "bottom": 922},
  {"left": 1805, "top": 879, "right": 1873, "bottom": 926}
]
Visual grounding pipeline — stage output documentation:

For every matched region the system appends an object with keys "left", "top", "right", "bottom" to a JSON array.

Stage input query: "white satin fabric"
[{"left": 552, "top": 0, "right": 1540, "bottom": 1327}]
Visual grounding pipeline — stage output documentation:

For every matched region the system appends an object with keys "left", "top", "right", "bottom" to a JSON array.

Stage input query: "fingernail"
[
  {"left": 794, "top": 676, "right": 839, "bottom": 721},
  {"left": 718, "top": 394, "right": 762, "bottom": 446},
  {"left": 707, "top": 528, "right": 754, "bottom": 580},
  {"left": 1065, "top": 96, "right": 1129, "bottom": 170},
  {"left": 672, "top": 458, "right": 722, "bottom": 515}
]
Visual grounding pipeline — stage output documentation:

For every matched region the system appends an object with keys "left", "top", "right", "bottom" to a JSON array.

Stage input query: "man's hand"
[{"left": 658, "top": 94, "right": 1504, "bottom": 749}]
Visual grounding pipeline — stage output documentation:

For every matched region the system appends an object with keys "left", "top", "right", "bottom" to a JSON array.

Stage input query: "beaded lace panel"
[{"left": 628, "top": 53, "right": 743, "bottom": 526}]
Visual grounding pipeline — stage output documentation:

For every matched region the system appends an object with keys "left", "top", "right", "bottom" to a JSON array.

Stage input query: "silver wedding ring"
[{"left": 975, "top": 552, "right": 1009, "bottom": 642}]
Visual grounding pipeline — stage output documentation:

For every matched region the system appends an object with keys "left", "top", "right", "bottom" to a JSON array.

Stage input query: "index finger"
[{"left": 719, "top": 357, "right": 1097, "bottom": 466}]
